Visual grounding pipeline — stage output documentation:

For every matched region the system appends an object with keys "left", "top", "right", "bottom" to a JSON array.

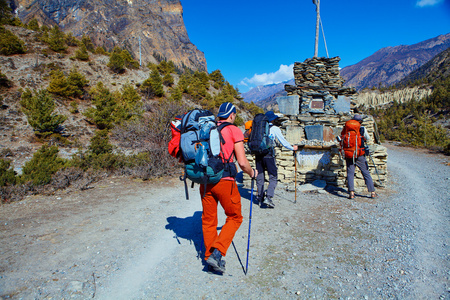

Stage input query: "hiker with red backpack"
[
  {"left": 249, "top": 111, "right": 298, "bottom": 208},
  {"left": 340, "top": 114, "right": 377, "bottom": 199},
  {"left": 200, "top": 102, "right": 257, "bottom": 274}
]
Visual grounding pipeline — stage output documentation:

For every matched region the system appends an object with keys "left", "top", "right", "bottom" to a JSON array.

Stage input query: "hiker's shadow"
[
  {"left": 165, "top": 211, "right": 203, "bottom": 258},
  {"left": 326, "top": 186, "right": 349, "bottom": 199}
]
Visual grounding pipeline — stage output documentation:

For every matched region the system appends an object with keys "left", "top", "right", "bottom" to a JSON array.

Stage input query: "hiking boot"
[
  {"left": 262, "top": 196, "right": 275, "bottom": 208},
  {"left": 206, "top": 248, "right": 226, "bottom": 274}
]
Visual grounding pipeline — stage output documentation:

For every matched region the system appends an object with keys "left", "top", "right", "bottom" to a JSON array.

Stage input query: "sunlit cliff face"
[{"left": 13, "top": 0, "right": 206, "bottom": 71}]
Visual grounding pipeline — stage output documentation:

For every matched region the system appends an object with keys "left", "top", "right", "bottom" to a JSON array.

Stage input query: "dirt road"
[{"left": 1, "top": 144, "right": 449, "bottom": 299}]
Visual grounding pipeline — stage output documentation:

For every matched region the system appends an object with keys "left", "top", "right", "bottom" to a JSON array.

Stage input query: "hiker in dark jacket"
[
  {"left": 202, "top": 102, "right": 257, "bottom": 274},
  {"left": 255, "top": 111, "right": 297, "bottom": 208},
  {"left": 341, "top": 114, "right": 376, "bottom": 199}
]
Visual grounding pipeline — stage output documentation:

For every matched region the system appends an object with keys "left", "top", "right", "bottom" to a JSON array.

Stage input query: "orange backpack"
[
  {"left": 340, "top": 119, "right": 365, "bottom": 159},
  {"left": 243, "top": 120, "right": 253, "bottom": 143}
]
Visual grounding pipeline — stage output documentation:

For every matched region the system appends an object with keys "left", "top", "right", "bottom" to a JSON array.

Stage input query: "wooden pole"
[
  {"left": 294, "top": 150, "right": 297, "bottom": 203},
  {"left": 314, "top": 0, "right": 320, "bottom": 57}
]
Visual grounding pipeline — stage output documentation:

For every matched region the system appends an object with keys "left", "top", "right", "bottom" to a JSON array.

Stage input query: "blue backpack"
[{"left": 179, "top": 109, "right": 235, "bottom": 199}]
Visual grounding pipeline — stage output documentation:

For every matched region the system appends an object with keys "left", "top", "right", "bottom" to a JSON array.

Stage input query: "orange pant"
[{"left": 200, "top": 180, "right": 243, "bottom": 260}]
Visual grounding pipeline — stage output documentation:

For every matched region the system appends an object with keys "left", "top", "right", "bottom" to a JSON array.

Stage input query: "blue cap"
[
  {"left": 352, "top": 114, "right": 362, "bottom": 121},
  {"left": 265, "top": 111, "right": 278, "bottom": 122},
  {"left": 217, "top": 102, "right": 236, "bottom": 118}
]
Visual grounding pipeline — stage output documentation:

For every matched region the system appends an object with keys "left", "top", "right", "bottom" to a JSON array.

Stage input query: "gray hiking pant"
[
  {"left": 345, "top": 155, "right": 375, "bottom": 193},
  {"left": 255, "top": 154, "right": 278, "bottom": 200}
]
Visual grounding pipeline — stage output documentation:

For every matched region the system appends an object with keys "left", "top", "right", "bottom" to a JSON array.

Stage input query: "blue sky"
[{"left": 181, "top": 0, "right": 450, "bottom": 93}]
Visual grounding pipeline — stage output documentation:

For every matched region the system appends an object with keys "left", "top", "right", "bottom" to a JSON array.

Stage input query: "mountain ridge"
[
  {"left": 242, "top": 33, "right": 450, "bottom": 107},
  {"left": 340, "top": 33, "right": 450, "bottom": 90}
]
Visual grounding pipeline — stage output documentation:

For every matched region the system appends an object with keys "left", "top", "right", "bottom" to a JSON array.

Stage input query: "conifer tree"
[
  {"left": 81, "top": 34, "right": 94, "bottom": 52},
  {"left": 20, "top": 89, "right": 67, "bottom": 136},
  {"left": 47, "top": 25, "right": 67, "bottom": 52},
  {"left": 26, "top": 18, "right": 39, "bottom": 31},
  {"left": 141, "top": 68, "right": 164, "bottom": 98},
  {"left": 84, "top": 82, "right": 117, "bottom": 129},
  {"left": 74, "top": 43, "right": 89, "bottom": 61},
  {"left": 67, "top": 67, "right": 88, "bottom": 97},
  {"left": 0, "top": 0, "right": 12, "bottom": 25},
  {"left": 114, "top": 83, "right": 143, "bottom": 123},
  {"left": 0, "top": 25, "right": 26, "bottom": 55},
  {"left": 47, "top": 69, "right": 69, "bottom": 96},
  {"left": 108, "top": 49, "right": 125, "bottom": 73}
]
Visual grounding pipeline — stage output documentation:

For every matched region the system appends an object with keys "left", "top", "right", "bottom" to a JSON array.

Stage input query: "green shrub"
[
  {"left": 74, "top": 43, "right": 89, "bottom": 61},
  {"left": 0, "top": 70, "right": 11, "bottom": 87},
  {"left": 89, "top": 129, "right": 113, "bottom": 155},
  {"left": 108, "top": 50, "right": 125, "bottom": 73},
  {"left": 73, "top": 130, "right": 123, "bottom": 171},
  {"left": 114, "top": 83, "right": 143, "bottom": 123},
  {"left": 47, "top": 67, "right": 88, "bottom": 98},
  {"left": 0, "top": 25, "right": 26, "bottom": 55},
  {"left": 26, "top": 18, "right": 40, "bottom": 31},
  {"left": 0, "top": 158, "right": 16, "bottom": 186},
  {"left": 141, "top": 68, "right": 164, "bottom": 98},
  {"left": 84, "top": 82, "right": 117, "bottom": 129},
  {"left": 81, "top": 35, "right": 94, "bottom": 52},
  {"left": 47, "top": 25, "right": 67, "bottom": 52},
  {"left": 47, "top": 69, "right": 69, "bottom": 96},
  {"left": 0, "top": 0, "right": 13, "bottom": 25},
  {"left": 94, "top": 46, "right": 107, "bottom": 55},
  {"left": 209, "top": 69, "right": 225, "bottom": 89},
  {"left": 107, "top": 46, "right": 139, "bottom": 73},
  {"left": 20, "top": 144, "right": 68, "bottom": 186},
  {"left": 162, "top": 73, "right": 174, "bottom": 87},
  {"left": 69, "top": 101, "right": 78, "bottom": 114},
  {"left": 157, "top": 60, "right": 176, "bottom": 75},
  {"left": 67, "top": 67, "right": 88, "bottom": 96},
  {"left": 64, "top": 32, "right": 79, "bottom": 47},
  {"left": 169, "top": 86, "right": 183, "bottom": 102},
  {"left": 20, "top": 89, "right": 67, "bottom": 136}
]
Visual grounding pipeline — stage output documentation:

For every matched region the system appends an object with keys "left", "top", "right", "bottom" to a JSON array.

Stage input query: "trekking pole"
[
  {"left": 368, "top": 151, "right": 383, "bottom": 187},
  {"left": 245, "top": 177, "right": 255, "bottom": 275},
  {"left": 294, "top": 150, "right": 297, "bottom": 203}
]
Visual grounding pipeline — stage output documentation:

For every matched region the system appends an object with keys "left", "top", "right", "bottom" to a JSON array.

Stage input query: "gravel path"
[{"left": 1, "top": 144, "right": 449, "bottom": 299}]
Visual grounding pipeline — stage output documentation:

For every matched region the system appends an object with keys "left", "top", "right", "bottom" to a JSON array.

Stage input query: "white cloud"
[
  {"left": 416, "top": 0, "right": 444, "bottom": 7},
  {"left": 239, "top": 64, "right": 294, "bottom": 88}
]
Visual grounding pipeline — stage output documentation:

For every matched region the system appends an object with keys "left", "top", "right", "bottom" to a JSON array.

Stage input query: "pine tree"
[
  {"left": 0, "top": 25, "right": 26, "bottom": 55},
  {"left": 114, "top": 83, "right": 142, "bottom": 123},
  {"left": 47, "top": 26, "right": 67, "bottom": 52},
  {"left": 74, "top": 43, "right": 89, "bottom": 61},
  {"left": 108, "top": 50, "right": 125, "bottom": 73},
  {"left": 84, "top": 82, "right": 117, "bottom": 129},
  {"left": 26, "top": 18, "right": 40, "bottom": 31},
  {"left": 20, "top": 89, "right": 67, "bottom": 136}
]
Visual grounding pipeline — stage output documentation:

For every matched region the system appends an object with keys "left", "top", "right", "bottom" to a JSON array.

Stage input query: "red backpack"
[
  {"left": 340, "top": 119, "right": 365, "bottom": 159},
  {"left": 168, "top": 115, "right": 183, "bottom": 161}
]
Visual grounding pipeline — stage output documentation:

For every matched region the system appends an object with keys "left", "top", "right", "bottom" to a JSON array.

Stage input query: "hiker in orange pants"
[{"left": 200, "top": 102, "right": 257, "bottom": 274}]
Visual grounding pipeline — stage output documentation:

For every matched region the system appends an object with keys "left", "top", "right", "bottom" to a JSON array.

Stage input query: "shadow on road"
[{"left": 165, "top": 211, "right": 203, "bottom": 258}]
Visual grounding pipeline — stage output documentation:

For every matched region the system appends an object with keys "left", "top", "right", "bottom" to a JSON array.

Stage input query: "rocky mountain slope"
[
  {"left": 340, "top": 33, "right": 450, "bottom": 91},
  {"left": 242, "top": 79, "right": 293, "bottom": 104},
  {"left": 10, "top": 0, "right": 206, "bottom": 71},
  {"left": 398, "top": 46, "right": 450, "bottom": 86}
]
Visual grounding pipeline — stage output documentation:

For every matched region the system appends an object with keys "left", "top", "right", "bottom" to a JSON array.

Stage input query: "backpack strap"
[{"left": 217, "top": 122, "right": 238, "bottom": 178}]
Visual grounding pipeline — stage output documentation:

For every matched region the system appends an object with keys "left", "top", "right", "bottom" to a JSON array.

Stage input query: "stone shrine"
[{"left": 243, "top": 57, "right": 388, "bottom": 192}]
